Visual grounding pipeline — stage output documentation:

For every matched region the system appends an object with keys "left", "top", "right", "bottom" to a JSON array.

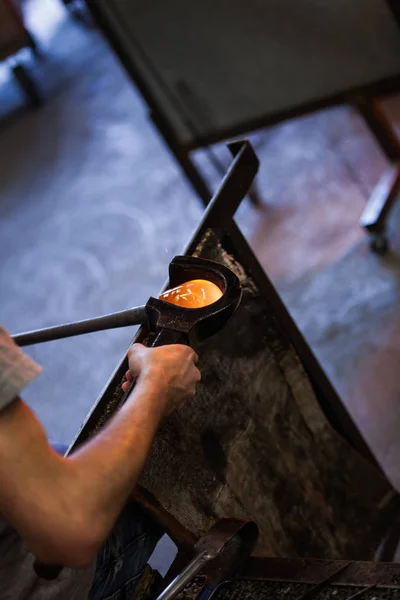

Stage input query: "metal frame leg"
[
  {"left": 151, "top": 110, "right": 212, "bottom": 207},
  {"left": 12, "top": 63, "right": 42, "bottom": 107},
  {"left": 356, "top": 97, "right": 400, "bottom": 253}
]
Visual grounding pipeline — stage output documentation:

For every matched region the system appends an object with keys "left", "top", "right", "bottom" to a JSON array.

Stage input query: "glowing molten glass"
[{"left": 159, "top": 279, "right": 223, "bottom": 309}]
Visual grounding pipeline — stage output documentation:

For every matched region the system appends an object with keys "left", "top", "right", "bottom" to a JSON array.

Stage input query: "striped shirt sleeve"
[{"left": 0, "top": 326, "right": 42, "bottom": 411}]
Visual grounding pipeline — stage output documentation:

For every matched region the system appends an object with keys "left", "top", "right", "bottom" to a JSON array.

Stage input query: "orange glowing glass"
[{"left": 159, "top": 279, "right": 223, "bottom": 309}]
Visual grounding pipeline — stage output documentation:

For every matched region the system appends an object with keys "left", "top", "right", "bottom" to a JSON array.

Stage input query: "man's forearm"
[
  {"left": 0, "top": 342, "right": 198, "bottom": 566},
  {"left": 0, "top": 378, "right": 165, "bottom": 565},
  {"left": 67, "top": 378, "right": 164, "bottom": 539}
]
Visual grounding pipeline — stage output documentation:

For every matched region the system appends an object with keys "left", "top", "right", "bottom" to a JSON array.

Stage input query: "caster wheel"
[
  {"left": 370, "top": 232, "right": 389, "bottom": 254},
  {"left": 12, "top": 64, "right": 42, "bottom": 107}
]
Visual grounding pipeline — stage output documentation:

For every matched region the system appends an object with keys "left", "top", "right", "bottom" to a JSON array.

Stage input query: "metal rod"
[
  {"left": 155, "top": 550, "right": 217, "bottom": 600},
  {"left": 295, "top": 562, "right": 353, "bottom": 600},
  {"left": 12, "top": 305, "right": 147, "bottom": 347},
  {"left": 345, "top": 584, "right": 376, "bottom": 600}
]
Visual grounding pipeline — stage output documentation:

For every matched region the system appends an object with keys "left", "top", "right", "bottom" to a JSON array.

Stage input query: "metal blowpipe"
[{"left": 12, "top": 305, "right": 148, "bottom": 347}]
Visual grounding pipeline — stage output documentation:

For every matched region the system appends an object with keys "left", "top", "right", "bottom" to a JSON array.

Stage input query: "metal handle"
[
  {"left": 155, "top": 550, "right": 217, "bottom": 600},
  {"left": 153, "top": 328, "right": 190, "bottom": 347},
  {"left": 12, "top": 306, "right": 147, "bottom": 347}
]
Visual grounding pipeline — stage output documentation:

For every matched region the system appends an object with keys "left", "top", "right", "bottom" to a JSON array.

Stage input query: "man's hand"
[{"left": 122, "top": 344, "right": 201, "bottom": 415}]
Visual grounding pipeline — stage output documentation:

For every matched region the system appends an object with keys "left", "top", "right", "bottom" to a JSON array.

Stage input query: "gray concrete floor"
[{"left": 2, "top": 0, "right": 400, "bottom": 567}]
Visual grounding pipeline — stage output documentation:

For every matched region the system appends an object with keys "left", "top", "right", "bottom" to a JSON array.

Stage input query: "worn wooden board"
[{"left": 138, "top": 231, "right": 395, "bottom": 559}]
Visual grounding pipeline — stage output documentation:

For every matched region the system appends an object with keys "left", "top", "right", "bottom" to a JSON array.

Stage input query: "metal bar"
[
  {"left": 12, "top": 306, "right": 147, "bottom": 347},
  {"left": 295, "top": 562, "right": 352, "bottom": 600},
  {"left": 345, "top": 584, "right": 376, "bottom": 600},
  {"left": 240, "top": 557, "right": 400, "bottom": 587},
  {"left": 184, "top": 140, "right": 259, "bottom": 256}
]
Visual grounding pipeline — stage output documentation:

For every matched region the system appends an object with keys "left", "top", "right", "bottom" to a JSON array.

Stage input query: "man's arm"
[{"left": 0, "top": 343, "right": 200, "bottom": 568}]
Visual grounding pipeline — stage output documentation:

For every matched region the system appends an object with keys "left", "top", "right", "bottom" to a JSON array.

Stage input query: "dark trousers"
[
  {"left": 89, "top": 502, "right": 163, "bottom": 600},
  {"left": 51, "top": 443, "right": 163, "bottom": 600}
]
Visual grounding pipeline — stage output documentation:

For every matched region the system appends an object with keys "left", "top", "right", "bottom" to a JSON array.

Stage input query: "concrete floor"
[{"left": 2, "top": 0, "right": 400, "bottom": 565}]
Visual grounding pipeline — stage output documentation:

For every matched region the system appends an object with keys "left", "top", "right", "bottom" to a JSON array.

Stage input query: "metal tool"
[
  {"left": 32, "top": 138, "right": 256, "bottom": 581},
  {"left": 31, "top": 255, "right": 241, "bottom": 580},
  {"left": 155, "top": 519, "right": 258, "bottom": 600},
  {"left": 146, "top": 255, "right": 241, "bottom": 347},
  {"left": 12, "top": 306, "right": 148, "bottom": 347},
  {"left": 12, "top": 256, "right": 241, "bottom": 348}
]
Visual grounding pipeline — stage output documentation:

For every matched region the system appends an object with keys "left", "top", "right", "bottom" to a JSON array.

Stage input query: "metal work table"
[{"left": 68, "top": 141, "right": 399, "bottom": 564}]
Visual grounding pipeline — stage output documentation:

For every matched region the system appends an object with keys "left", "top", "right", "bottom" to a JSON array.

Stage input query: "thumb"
[{"left": 127, "top": 343, "right": 147, "bottom": 377}]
